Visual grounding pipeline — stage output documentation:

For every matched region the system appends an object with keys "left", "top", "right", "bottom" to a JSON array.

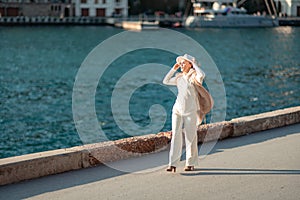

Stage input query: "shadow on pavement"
[
  {"left": 181, "top": 168, "right": 300, "bottom": 176},
  {"left": 0, "top": 165, "right": 127, "bottom": 200}
]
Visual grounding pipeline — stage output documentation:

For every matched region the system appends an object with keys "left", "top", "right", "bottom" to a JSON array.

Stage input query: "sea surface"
[{"left": 0, "top": 26, "right": 299, "bottom": 158}]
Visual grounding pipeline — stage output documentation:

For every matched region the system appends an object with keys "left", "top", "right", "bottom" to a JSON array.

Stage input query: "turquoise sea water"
[{"left": 0, "top": 26, "right": 299, "bottom": 158}]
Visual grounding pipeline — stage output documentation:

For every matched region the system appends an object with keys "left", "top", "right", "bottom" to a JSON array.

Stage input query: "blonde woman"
[{"left": 163, "top": 54, "right": 211, "bottom": 172}]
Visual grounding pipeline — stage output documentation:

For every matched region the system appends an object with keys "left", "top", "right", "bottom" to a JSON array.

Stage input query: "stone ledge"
[
  {"left": 231, "top": 106, "right": 300, "bottom": 137},
  {"left": 0, "top": 106, "right": 300, "bottom": 186},
  {"left": 198, "top": 121, "right": 233, "bottom": 142},
  {"left": 0, "top": 148, "right": 82, "bottom": 186}
]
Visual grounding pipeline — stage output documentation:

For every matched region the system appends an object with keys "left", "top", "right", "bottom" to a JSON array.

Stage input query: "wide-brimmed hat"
[{"left": 176, "top": 54, "right": 197, "bottom": 66}]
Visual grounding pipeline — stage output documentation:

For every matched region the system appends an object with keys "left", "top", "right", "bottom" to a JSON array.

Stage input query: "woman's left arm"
[{"left": 193, "top": 63, "right": 205, "bottom": 84}]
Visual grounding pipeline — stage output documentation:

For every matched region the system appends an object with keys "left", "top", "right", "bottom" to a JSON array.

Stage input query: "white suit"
[{"left": 163, "top": 64, "right": 205, "bottom": 167}]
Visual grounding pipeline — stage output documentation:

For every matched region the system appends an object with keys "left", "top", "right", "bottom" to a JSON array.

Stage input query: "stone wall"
[
  {"left": 22, "top": 3, "right": 50, "bottom": 16},
  {"left": 0, "top": 3, "right": 74, "bottom": 17},
  {"left": 0, "top": 106, "right": 299, "bottom": 186}
]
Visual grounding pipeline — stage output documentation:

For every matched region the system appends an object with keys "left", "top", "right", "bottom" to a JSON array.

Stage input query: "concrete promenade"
[{"left": 0, "top": 123, "right": 299, "bottom": 200}]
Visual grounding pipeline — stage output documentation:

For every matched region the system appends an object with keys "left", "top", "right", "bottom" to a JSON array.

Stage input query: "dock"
[
  {"left": 0, "top": 16, "right": 113, "bottom": 25},
  {"left": 0, "top": 16, "right": 183, "bottom": 27},
  {"left": 1, "top": 16, "right": 299, "bottom": 27},
  {"left": 279, "top": 17, "right": 300, "bottom": 26}
]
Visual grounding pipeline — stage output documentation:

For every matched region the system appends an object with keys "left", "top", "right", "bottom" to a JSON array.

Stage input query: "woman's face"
[{"left": 179, "top": 60, "right": 192, "bottom": 73}]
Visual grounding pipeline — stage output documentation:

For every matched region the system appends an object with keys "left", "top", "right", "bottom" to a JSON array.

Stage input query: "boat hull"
[{"left": 185, "top": 15, "right": 279, "bottom": 28}]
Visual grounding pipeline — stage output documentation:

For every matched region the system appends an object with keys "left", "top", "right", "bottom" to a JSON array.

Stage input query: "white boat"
[
  {"left": 184, "top": 0, "right": 279, "bottom": 28},
  {"left": 119, "top": 20, "right": 159, "bottom": 31}
]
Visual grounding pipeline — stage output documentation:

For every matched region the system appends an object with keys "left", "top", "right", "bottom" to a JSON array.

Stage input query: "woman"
[{"left": 163, "top": 54, "right": 206, "bottom": 172}]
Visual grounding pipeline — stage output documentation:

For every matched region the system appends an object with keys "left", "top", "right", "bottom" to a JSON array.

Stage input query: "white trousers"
[{"left": 168, "top": 111, "right": 199, "bottom": 167}]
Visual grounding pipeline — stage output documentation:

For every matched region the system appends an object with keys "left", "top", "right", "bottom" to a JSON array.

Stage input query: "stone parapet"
[
  {"left": 0, "top": 148, "right": 82, "bottom": 186},
  {"left": 0, "top": 106, "right": 299, "bottom": 186},
  {"left": 231, "top": 106, "right": 300, "bottom": 137}
]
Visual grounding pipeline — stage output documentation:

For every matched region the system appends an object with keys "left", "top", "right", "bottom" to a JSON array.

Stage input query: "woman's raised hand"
[{"left": 173, "top": 63, "right": 180, "bottom": 70}]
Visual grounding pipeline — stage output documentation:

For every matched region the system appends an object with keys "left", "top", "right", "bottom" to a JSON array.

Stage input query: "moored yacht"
[{"left": 184, "top": 0, "right": 279, "bottom": 28}]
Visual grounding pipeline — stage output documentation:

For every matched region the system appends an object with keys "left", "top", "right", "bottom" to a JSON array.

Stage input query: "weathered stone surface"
[
  {"left": 114, "top": 134, "right": 158, "bottom": 153},
  {"left": 82, "top": 141, "right": 127, "bottom": 168},
  {"left": 231, "top": 106, "right": 300, "bottom": 137},
  {"left": 157, "top": 131, "right": 172, "bottom": 139},
  {"left": 81, "top": 133, "right": 171, "bottom": 168},
  {"left": 197, "top": 121, "right": 233, "bottom": 143},
  {"left": 0, "top": 149, "right": 82, "bottom": 186}
]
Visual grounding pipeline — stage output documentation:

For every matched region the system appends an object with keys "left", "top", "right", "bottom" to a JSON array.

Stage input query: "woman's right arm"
[{"left": 163, "top": 63, "right": 179, "bottom": 86}]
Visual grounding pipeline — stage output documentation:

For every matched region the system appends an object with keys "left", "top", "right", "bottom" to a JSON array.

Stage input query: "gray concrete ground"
[{"left": 0, "top": 123, "right": 300, "bottom": 200}]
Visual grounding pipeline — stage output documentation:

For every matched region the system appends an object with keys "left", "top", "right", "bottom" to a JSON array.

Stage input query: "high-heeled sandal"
[
  {"left": 166, "top": 166, "right": 176, "bottom": 173},
  {"left": 184, "top": 166, "right": 195, "bottom": 171}
]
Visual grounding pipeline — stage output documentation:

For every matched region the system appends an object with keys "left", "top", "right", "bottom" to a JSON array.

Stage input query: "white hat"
[{"left": 176, "top": 54, "right": 197, "bottom": 66}]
